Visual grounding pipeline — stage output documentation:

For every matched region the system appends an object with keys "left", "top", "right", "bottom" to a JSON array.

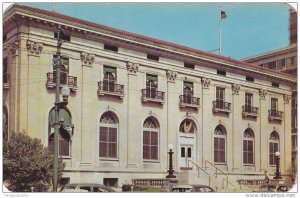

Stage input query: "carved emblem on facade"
[
  {"left": 232, "top": 84, "right": 241, "bottom": 95},
  {"left": 10, "top": 39, "right": 19, "bottom": 56},
  {"left": 166, "top": 70, "right": 177, "bottom": 82},
  {"left": 80, "top": 52, "right": 95, "bottom": 66},
  {"left": 201, "top": 77, "right": 211, "bottom": 89},
  {"left": 283, "top": 94, "right": 291, "bottom": 104},
  {"left": 127, "top": 62, "right": 139, "bottom": 75},
  {"left": 26, "top": 40, "right": 43, "bottom": 56},
  {"left": 259, "top": 89, "right": 267, "bottom": 99}
]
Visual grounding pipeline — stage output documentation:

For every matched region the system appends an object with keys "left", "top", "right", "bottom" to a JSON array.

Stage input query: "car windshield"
[{"left": 60, "top": 185, "right": 76, "bottom": 192}]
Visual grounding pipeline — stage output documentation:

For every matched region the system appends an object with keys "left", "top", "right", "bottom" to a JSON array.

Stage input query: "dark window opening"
[
  {"left": 147, "top": 54, "right": 159, "bottom": 61},
  {"left": 103, "top": 178, "right": 118, "bottom": 188},
  {"left": 217, "top": 70, "right": 226, "bottom": 76},
  {"left": 104, "top": 44, "right": 118, "bottom": 52},
  {"left": 268, "top": 61, "right": 276, "bottom": 69},
  {"left": 272, "top": 82, "right": 279, "bottom": 88},
  {"left": 184, "top": 63, "right": 195, "bottom": 69},
  {"left": 54, "top": 32, "right": 70, "bottom": 41},
  {"left": 246, "top": 76, "right": 254, "bottom": 82}
]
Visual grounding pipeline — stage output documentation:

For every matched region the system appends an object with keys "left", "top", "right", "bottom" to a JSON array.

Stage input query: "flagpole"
[{"left": 219, "top": 8, "right": 222, "bottom": 56}]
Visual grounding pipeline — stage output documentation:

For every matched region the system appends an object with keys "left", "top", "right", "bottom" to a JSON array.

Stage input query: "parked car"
[
  {"left": 254, "top": 184, "right": 291, "bottom": 192},
  {"left": 171, "top": 184, "right": 215, "bottom": 192},
  {"left": 192, "top": 185, "right": 215, "bottom": 192},
  {"left": 60, "top": 183, "right": 115, "bottom": 192}
]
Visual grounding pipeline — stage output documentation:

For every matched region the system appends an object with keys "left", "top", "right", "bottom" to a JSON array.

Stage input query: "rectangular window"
[
  {"left": 216, "top": 87, "right": 225, "bottom": 108},
  {"left": 181, "top": 147, "right": 185, "bottom": 157},
  {"left": 272, "top": 82, "right": 279, "bottom": 87},
  {"left": 184, "top": 62, "right": 195, "bottom": 69},
  {"left": 245, "top": 93, "right": 253, "bottom": 112},
  {"left": 104, "top": 44, "right": 118, "bottom": 52},
  {"left": 187, "top": 147, "right": 192, "bottom": 158},
  {"left": 271, "top": 98, "right": 278, "bottom": 116},
  {"left": 246, "top": 76, "right": 254, "bottom": 82},
  {"left": 143, "top": 131, "right": 158, "bottom": 160},
  {"left": 268, "top": 61, "right": 276, "bottom": 69},
  {"left": 276, "top": 59, "right": 286, "bottom": 70},
  {"left": 146, "top": 74, "right": 158, "bottom": 98},
  {"left": 54, "top": 32, "right": 70, "bottom": 41},
  {"left": 243, "top": 140, "right": 254, "bottom": 164},
  {"left": 214, "top": 137, "right": 226, "bottom": 163},
  {"left": 269, "top": 142, "right": 278, "bottom": 165},
  {"left": 183, "top": 81, "right": 193, "bottom": 104},
  {"left": 147, "top": 54, "right": 159, "bottom": 61},
  {"left": 99, "top": 127, "right": 117, "bottom": 158},
  {"left": 217, "top": 70, "right": 226, "bottom": 76},
  {"left": 103, "top": 66, "right": 116, "bottom": 92}
]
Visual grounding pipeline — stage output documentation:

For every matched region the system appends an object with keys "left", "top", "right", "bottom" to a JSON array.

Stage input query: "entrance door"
[{"left": 179, "top": 145, "right": 193, "bottom": 168}]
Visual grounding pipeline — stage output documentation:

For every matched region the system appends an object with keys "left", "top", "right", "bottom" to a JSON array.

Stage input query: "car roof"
[{"left": 172, "top": 185, "right": 193, "bottom": 189}]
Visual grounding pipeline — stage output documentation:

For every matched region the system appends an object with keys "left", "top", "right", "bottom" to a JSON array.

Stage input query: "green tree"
[{"left": 3, "top": 132, "right": 64, "bottom": 192}]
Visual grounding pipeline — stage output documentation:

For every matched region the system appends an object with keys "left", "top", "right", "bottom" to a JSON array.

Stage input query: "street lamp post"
[
  {"left": 53, "top": 25, "right": 70, "bottom": 192},
  {"left": 166, "top": 144, "right": 176, "bottom": 178},
  {"left": 273, "top": 151, "right": 282, "bottom": 179}
]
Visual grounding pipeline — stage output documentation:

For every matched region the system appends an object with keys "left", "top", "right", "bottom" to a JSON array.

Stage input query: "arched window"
[
  {"left": 214, "top": 125, "right": 227, "bottom": 163},
  {"left": 179, "top": 119, "right": 195, "bottom": 134},
  {"left": 99, "top": 112, "right": 118, "bottom": 159},
  {"left": 243, "top": 128, "right": 255, "bottom": 165},
  {"left": 48, "top": 108, "right": 73, "bottom": 157},
  {"left": 269, "top": 131, "right": 280, "bottom": 165},
  {"left": 3, "top": 105, "right": 8, "bottom": 141},
  {"left": 143, "top": 117, "right": 159, "bottom": 160}
]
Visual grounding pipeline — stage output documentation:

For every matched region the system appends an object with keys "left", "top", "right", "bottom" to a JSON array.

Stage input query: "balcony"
[
  {"left": 46, "top": 72, "right": 78, "bottom": 91},
  {"left": 213, "top": 101, "right": 231, "bottom": 113},
  {"left": 97, "top": 81, "right": 124, "bottom": 98},
  {"left": 242, "top": 105, "right": 259, "bottom": 117},
  {"left": 179, "top": 95, "right": 200, "bottom": 109},
  {"left": 141, "top": 89, "right": 165, "bottom": 104},
  {"left": 268, "top": 110, "right": 283, "bottom": 121},
  {"left": 3, "top": 74, "right": 10, "bottom": 89}
]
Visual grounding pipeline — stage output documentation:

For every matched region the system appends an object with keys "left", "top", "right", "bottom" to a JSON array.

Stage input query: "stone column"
[
  {"left": 283, "top": 94, "right": 292, "bottom": 172},
  {"left": 259, "top": 89, "right": 268, "bottom": 171}
]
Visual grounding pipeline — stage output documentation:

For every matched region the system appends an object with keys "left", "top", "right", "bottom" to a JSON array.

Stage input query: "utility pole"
[{"left": 53, "top": 25, "right": 63, "bottom": 192}]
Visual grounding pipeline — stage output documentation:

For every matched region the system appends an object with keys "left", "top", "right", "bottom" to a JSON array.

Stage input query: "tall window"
[
  {"left": 216, "top": 87, "right": 225, "bottom": 108},
  {"left": 3, "top": 105, "right": 8, "bottom": 141},
  {"left": 53, "top": 55, "right": 69, "bottom": 85},
  {"left": 183, "top": 82, "right": 193, "bottom": 104},
  {"left": 243, "top": 129, "right": 254, "bottom": 165},
  {"left": 103, "top": 66, "right": 116, "bottom": 92},
  {"left": 143, "top": 117, "right": 159, "bottom": 160},
  {"left": 269, "top": 131, "right": 280, "bottom": 165},
  {"left": 49, "top": 108, "right": 72, "bottom": 157},
  {"left": 271, "top": 98, "right": 278, "bottom": 116},
  {"left": 99, "top": 112, "right": 118, "bottom": 159},
  {"left": 245, "top": 93, "right": 253, "bottom": 113},
  {"left": 214, "top": 125, "right": 227, "bottom": 163},
  {"left": 146, "top": 74, "right": 158, "bottom": 98}
]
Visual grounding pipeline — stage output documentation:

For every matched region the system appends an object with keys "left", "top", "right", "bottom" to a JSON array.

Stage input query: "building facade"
[{"left": 3, "top": 4, "right": 297, "bottom": 190}]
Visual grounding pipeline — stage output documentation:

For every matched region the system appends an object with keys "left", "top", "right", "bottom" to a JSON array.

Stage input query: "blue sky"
[{"left": 18, "top": 2, "right": 292, "bottom": 60}]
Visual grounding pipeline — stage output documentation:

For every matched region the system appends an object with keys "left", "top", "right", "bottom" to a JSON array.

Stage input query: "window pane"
[
  {"left": 187, "top": 147, "right": 192, "bottom": 158},
  {"left": 143, "top": 146, "right": 150, "bottom": 159},
  {"left": 151, "top": 132, "right": 158, "bottom": 145},
  {"left": 243, "top": 152, "right": 247, "bottom": 164},
  {"left": 108, "top": 143, "right": 117, "bottom": 158},
  {"left": 143, "top": 131, "right": 150, "bottom": 145},
  {"left": 248, "top": 141, "right": 253, "bottom": 151},
  {"left": 214, "top": 150, "right": 218, "bottom": 162},
  {"left": 100, "top": 142, "right": 107, "bottom": 157},
  {"left": 220, "top": 138, "right": 225, "bottom": 150},
  {"left": 214, "top": 138, "right": 218, "bottom": 148},
  {"left": 109, "top": 128, "right": 117, "bottom": 142},
  {"left": 100, "top": 127, "right": 108, "bottom": 141},
  {"left": 151, "top": 146, "right": 158, "bottom": 160},
  {"left": 181, "top": 147, "right": 185, "bottom": 157},
  {"left": 220, "top": 151, "right": 225, "bottom": 162},
  {"left": 243, "top": 140, "right": 247, "bottom": 151},
  {"left": 59, "top": 138, "right": 69, "bottom": 156}
]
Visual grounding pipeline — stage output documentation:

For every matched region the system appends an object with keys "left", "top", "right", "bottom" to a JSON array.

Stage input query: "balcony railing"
[
  {"left": 213, "top": 101, "right": 231, "bottom": 113},
  {"left": 3, "top": 74, "right": 10, "bottom": 89},
  {"left": 268, "top": 110, "right": 283, "bottom": 121},
  {"left": 97, "top": 81, "right": 124, "bottom": 98},
  {"left": 141, "top": 89, "right": 165, "bottom": 104},
  {"left": 46, "top": 72, "right": 78, "bottom": 91},
  {"left": 242, "top": 105, "right": 259, "bottom": 117},
  {"left": 179, "top": 95, "right": 200, "bottom": 109}
]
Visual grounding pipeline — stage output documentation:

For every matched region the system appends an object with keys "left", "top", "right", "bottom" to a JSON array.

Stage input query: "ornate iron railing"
[
  {"left": 46, "top": 72, "right": 77, "bottom": 90},
  {"left": 268, "top": 110, "right": 283, "bottom": 121},
  {"left": 97, "top": 81, "right": 124, "bottom": 98},
  {"left": 242, "top": 105, "right": 259, "bottom": 117},
  {"left": 179, "top": 95, "right": 200, "bottom": 109},
  {"left": 213, "top": 101, "right": 231, "bottom": 112},
  {"left": 141, "top": 89, "right": 165, "bottom": 104}
]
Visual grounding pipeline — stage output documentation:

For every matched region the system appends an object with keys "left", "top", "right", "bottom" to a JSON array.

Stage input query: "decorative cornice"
[
  {"left": 126, "top": 62, "right": 139, "bottom": 75},
  {"left": 201, "top": 77, "right": 211, "bottom": 89},
  {"left": 10, "top": 39, "right": 19, "bottom": 56},
  {"left": 283, "top": 94, "right": 291, "bottom": 104},
  {"left": 259, "top": 89, "right": 268, "bottom": 100},
  {"left": 80, "top": 52, "right": 95, "bottom": 66},
  {"left": 166, "top": 70, "right": 177, "bottom": 82},
  {"left": 26, "top": 40, "right": 43, "bottom": 56},
  {"left": 232, "top": 84, "right": 241, "bottom": 95}
]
